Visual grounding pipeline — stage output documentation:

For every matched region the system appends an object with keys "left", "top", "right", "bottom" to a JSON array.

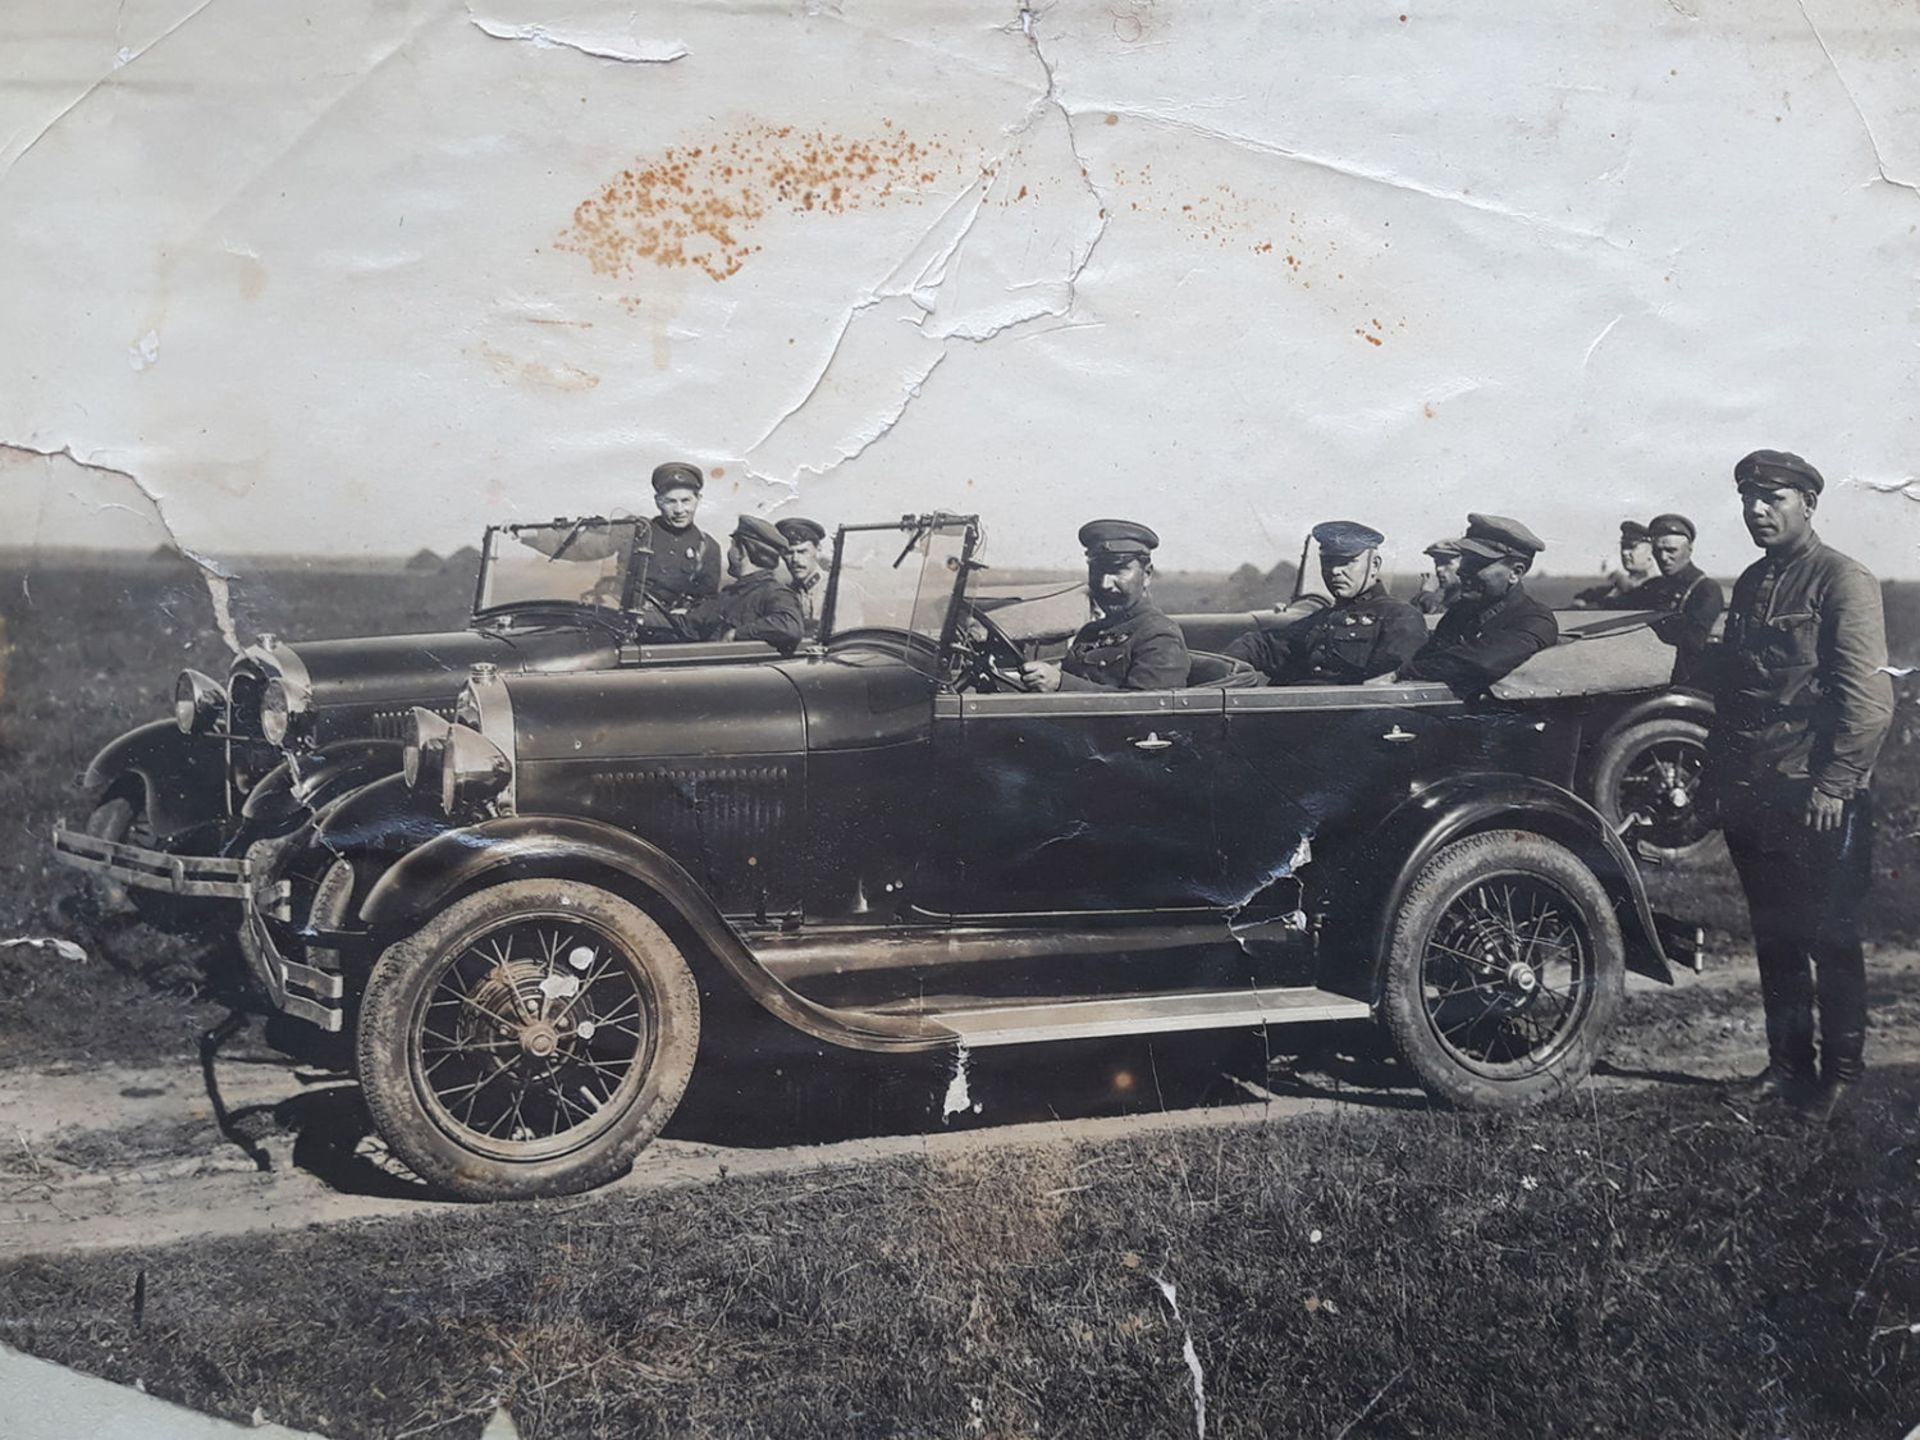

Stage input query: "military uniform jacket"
[
  {"left": 1634, "top": 562, "right": 1725, "bottom": 685},
  {"left": 1400, "top": 583, "right": 1558, "bottom": 693},
  {"left": 1704, "top": 534, "right": 1892, "bottom": 799},
  {"left": 1224, "top": 583, "right": 1427, "bottom": 684},
  {"left": 1059, "top": 601, "right": 1190, "bottom": 691},
  {"left": 683, "top": 570, "right": 805, "bottom": 654},
  {"left": 640, "top": 518, "right": 721, "bottom": 614},
  {"left": 791, "top": 572, "right": 826, "bottom": 638}
]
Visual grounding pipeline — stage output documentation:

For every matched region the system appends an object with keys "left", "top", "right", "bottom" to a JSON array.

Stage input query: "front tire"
[
  {"left": 1381, "top": 831, "right": 1623, "bottom": 1110},
  {"left": 1589, "top": 716, "right": 1715, "bottom": 863},
  {"left": 357, "top": 879, "right": 700, "bottom": 1200}
]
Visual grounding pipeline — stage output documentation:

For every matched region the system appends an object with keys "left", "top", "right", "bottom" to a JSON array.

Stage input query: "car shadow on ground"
[{"left": 200, "top": 1008, "right": 1432, "bottom": 1199}]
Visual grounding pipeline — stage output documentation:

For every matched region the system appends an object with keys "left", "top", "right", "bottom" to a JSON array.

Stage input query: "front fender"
[
  {"left": 241, "top": 738, "right": 406, "bottom": 833},
  {"left": 1341, "top": 771, "right": 1676, "bottom": 989},
  {"left": 80, "top": 719, "right": 231, "bottom": 842},
  {"left": 312, "top": 772, "right": 456, "bottom": 856},
  {"left": 356, "top": 814, "right": 944, "bottom": 1053}
]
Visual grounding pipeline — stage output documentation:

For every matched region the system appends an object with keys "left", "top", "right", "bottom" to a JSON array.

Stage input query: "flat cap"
[
  {"left": 1423, "top": 537, "right": 1464, "bottom": 559},
  {"left": 732, "top": 515, "right": 791, "bottom": 553},
  {"left": 1077, "top": 518, "right": 1159, "bottom": 562},
  {"left": 651, "top": 461, "right": 705, "bottom": 494},
  {"left": 1735, "top": 449, "right": 1824, "bottom": 496},
  {"left": 1648, "top": 512, "right": 1696, "bottom": 542},
  {"left": 775, "top": 516, "right": 827, "bottom": 546},
  {"left": 1619, "top": 519, "right": 1651, "bottom": 544},
  {"left": 1455, "top": 513, "right": 1546, "bottom": 562},
  {"left": 1311, "top": 520, "right": 1386, "bottom": 559}
]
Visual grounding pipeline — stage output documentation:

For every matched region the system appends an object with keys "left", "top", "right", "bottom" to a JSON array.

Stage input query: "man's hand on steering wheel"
[{"left": 953, "top": 609, "right": 1027, "bottom": 691}]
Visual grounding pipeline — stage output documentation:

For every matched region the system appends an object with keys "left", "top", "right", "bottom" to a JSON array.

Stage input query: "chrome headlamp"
[
  {"left": 174, "top": 670, "right": 228, "bottom": 735},
  {"left": 402, "top": 707, "right": 453, "bottom": 794},
  {"left": 259, "top": 676, "right": 313, "bottom": 748},
  {"left": 403, "top": 705, "right": 511, "bottom": 815}
]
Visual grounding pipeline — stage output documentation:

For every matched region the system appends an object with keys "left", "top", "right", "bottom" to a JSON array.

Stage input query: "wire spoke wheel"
[
  {"left": 359, "top": 879, "right": 700, "bottom": 1200},
  {"left": 411, "top": 915, "right": 657, "bottom": 1163},
  {"left": 1590, "top": 715, "right": 1716, "bottom": 863},
  {"left": 1614, "top": 737, "right": 1708, "bottom": 851},
  {"left": 1419, "top": 873, "right": 1593, "bottom": 1079},
  {"left": 1382, "top": 831, "right": 1624, "bottom": 1109}
]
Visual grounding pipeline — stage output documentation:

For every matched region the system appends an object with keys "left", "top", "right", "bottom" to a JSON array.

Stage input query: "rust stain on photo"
[{"left": 558, "top": 122, "right": 963, "bottom": 284}]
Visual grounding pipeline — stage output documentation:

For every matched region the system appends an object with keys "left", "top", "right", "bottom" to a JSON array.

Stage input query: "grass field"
[{"left": 3, "top": 1063, "right": 1918, "bottom": 1438}]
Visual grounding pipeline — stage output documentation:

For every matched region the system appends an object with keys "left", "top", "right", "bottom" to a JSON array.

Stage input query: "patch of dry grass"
[{"left": 4, "top": 1078, "right": 1918, "bottom": 1439}]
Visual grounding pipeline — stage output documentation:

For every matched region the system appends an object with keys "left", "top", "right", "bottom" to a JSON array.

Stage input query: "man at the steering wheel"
[{"left": 1018, "top": 520, "right": 1190, "bottom": 692}]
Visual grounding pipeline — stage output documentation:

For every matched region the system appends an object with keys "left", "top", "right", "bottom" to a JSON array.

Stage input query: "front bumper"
[
  {"left": 53, "top": 825, "right": 252, "bottom": 898},
  {"left": 52, "top": 826, "right": 344, "bottom": 1031}
]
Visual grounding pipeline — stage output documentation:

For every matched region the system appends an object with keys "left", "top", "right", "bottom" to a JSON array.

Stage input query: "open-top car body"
[
  {"left": 70, "top": 512, "right": 1707, "bottom": 1200},
  {"left": 54, "top": 518, "right": 799, "bottom": 918}
]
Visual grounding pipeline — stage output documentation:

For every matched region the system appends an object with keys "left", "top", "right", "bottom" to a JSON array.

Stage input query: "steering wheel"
[{"left": 950, "top": 603, "right": 1030, "bottom": 692}]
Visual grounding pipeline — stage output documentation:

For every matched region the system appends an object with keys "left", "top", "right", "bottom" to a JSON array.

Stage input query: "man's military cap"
[
  {"left": 1077, "top": 519, "right": 1159, "bottom": 563},
  {"left": 732, "top": 515, "right": 791, "bottom": 553},
  {"left": 1455, "top": 513, "right": 1546, "bottom": 562},
  {"left": 1648, "top": 512, "right": 1696, "bottom": 542},
  {"left": 1619, "top": 519, "right": 1652, "bottom": 544},
  {"left": 1735, "top": 449, "right": 1824, "bottom": 497},
  {"left": 651, "top": 461, "right": 705, "bottom": 494},
  {"left": 775, "top": 516, "right": 828, "bottom": 546},
  {"left": 1311, "top": 520, "right": 1386, "bottom": 560},
  {"left": 1423, "top": 537, "right": 1463, "bottom": 559}
]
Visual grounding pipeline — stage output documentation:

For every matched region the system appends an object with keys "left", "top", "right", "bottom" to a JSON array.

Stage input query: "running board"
[{"left": 857, "top": 986, "right": 1373, "bottom": 1048}]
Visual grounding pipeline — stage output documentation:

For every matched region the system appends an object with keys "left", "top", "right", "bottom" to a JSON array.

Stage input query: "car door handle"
[
  {"left": 1132, "top": 731, "right": 1174, "bottom": 751},
  {"left": 1380, "top": 725, "right": 1417, "bottom": 743}
]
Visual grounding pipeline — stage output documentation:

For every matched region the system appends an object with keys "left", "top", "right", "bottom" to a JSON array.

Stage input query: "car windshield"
[
  {"left": 474, "top": 518, "right": 649, "bottom": 617},
  {"left": 823, "top": 515, "right": 976, "bottom": 654}
]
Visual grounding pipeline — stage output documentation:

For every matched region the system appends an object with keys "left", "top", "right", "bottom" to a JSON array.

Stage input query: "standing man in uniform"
[
  {"left": 640, "top": 461, "right": 723, "bottom": 626},
  {"left": 1706, "top": 450, "right": 1893, "bottom": 1117},
  {"left": 1636, "top": 512, "right": 1725, "bottom": 687},
  {"left": 776, "top": 516, "right": 830, "bottom": 639},
  {"left": 1019, "top": 521, "right": 1190, "bottom": 692},
  {"left": 1413, "top": 537, "right": 1463, "bottom": 616},
  {"left": 1385, "top": 514, "right": 1558, "bottom": 694},
  {"left": 682, "top": 516, "right": 806, "bottom": 655},
  {"left": 1572, "top": 520, "right": 1657, "bottom": 609},
  {"left": 1225, "top": 521, "right": 1427, "bottom": 684}
]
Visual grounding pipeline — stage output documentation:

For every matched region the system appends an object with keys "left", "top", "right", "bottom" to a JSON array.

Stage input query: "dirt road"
[{"left": 5, "top": 946, "right": 1916, "bottom": 1260}]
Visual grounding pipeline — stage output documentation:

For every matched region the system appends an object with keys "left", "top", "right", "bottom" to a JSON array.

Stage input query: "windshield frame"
[
  {"left": 469, "top": 517, "right": 652, "bottom": 629},
  {"left": 820, "top": 513, "right": 981, "bottom": 662}
]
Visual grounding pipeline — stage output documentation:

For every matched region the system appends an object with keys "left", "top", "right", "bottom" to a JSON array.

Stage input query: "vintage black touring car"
[
  {"left": 55, "top": 518, "right": 790, "bottom": 921},
  {"left": 59, "top": 513, "right": 1704, "bottom": 1200}
]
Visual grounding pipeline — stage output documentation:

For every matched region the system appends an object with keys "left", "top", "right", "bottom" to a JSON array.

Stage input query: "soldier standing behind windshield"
[
  {"left": 641, "top": 462, "right": 722, "bottom": 622},
  {"left": 1707, "top": 450, "right": 1893, "bottom": 1119}
]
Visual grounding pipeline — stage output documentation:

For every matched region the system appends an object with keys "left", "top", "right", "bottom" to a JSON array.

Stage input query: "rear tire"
[
  {"left": 1382, "top": 831, "right": 1623, "bottom": 1110},
  {"left": 357, "top": 879, "right": 700, "bottom": 1200},
  {"left": 1589, "top": 717, "right": 1715, "bottom": 863}
]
